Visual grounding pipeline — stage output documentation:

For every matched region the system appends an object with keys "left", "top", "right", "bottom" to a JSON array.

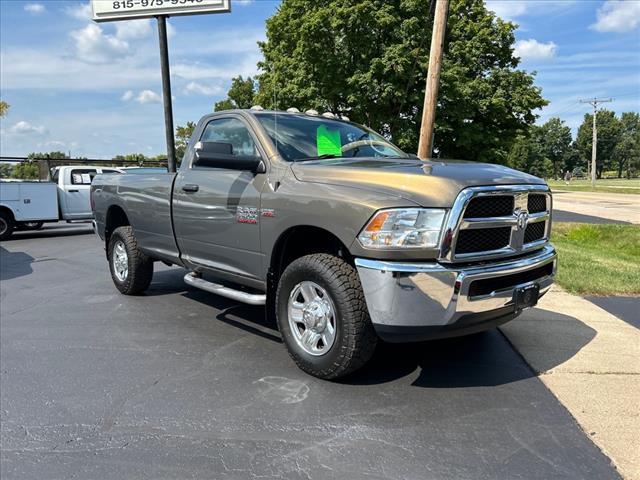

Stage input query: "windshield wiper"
[{"left": 295, "top": 154, "right": 340, "bottom": 162}]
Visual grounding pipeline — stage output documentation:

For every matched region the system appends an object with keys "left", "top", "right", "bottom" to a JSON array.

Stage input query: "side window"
[
  {"left": 100, "top": 169, "right": 121, "bottom": 175},
  {"left": 200, "top": 118, "right": 258, "bottom": 157},
  {"left": 70, "top": 169, "right": 97, "bottom": 185}
]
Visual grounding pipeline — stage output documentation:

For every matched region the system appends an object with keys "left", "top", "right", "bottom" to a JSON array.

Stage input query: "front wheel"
[
  {"left": 276, "top": 254, "right": 377, "bottom": 380},
  {"left": 108, "top": 226, "right": 154, "bottom": 295}
]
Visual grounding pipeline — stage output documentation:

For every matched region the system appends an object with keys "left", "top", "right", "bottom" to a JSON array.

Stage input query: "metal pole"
[
  {"left": 417, "top": 0, "right": 449, "bottom": 160},
  {"left": 157, "top": 16, "right": 176, "bottom": 173}
]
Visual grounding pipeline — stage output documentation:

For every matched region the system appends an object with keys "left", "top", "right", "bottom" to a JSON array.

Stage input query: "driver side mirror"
[{"left": 193, "top": 141, "right": 266, "bottom": 174}]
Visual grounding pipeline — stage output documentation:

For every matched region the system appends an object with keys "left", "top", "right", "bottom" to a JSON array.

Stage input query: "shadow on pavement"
[
  {"left": 146, "top": 268, "right": 598, "bottom": 389},
  {"left": 0, "top": 247, "right": 35, "bottom": 281},
  {"left": 499, "top": 307, "right": 598, "bottom": 374}
]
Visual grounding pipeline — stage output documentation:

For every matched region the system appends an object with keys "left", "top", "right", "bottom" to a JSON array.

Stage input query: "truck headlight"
[{"left": 358, "top": 208, "right": 446, "bottom": 249}]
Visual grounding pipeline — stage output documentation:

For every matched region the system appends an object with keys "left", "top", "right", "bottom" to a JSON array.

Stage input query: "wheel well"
[
  {"left": 0, "top": 206, "right": 15, "bottom": 222},
  {"left": 270, "top": 226, "right": 353, "bottom": 282},
  {"left": 105, "top": 205, "right": 129, "bottom": 244}
]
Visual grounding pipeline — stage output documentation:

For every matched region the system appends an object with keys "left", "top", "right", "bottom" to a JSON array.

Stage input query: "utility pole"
[
  {"left": 417, "top": 0, "right": 449, "bottom": 160},
  {"left": 579, "top": 97, "right": 612, "bottom": 188}
]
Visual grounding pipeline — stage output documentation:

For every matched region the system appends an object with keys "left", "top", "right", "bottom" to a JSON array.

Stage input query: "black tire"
[
  {"left": 0, "top": 211, "right": 14, "bottom": 241},
  {"left": 108, "top": 226, "right": 154, "bottom": 295},
  {"left": 276, "top": 254, "right": 377, "bottom": 380}
]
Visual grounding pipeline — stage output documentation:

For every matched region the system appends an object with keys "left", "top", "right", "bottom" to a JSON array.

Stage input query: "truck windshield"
[{"left": 254, "top": 112, "right": 409, "bottom": 162}]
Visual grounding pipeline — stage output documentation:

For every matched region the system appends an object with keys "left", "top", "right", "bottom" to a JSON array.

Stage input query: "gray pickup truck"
[{"left": 92, "top": 109, "right": 556, "bottom": 379}]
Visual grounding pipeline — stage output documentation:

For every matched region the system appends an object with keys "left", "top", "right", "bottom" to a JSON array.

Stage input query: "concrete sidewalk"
[
  {"left": 552, "top": 191, "right": 640, "bottom": 224},
  {"left": 501, "top": 288, "right": 640, "bottom": 479}
]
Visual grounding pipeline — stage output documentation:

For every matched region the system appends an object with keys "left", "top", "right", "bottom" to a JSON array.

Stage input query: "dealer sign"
[{"left": 92, "top": 0, "right": 231, "bottom": 22}]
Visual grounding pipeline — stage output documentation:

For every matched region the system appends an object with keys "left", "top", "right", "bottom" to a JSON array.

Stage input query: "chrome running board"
[{"left": 183, "top": 272, "right": 266, "bottom": 306}]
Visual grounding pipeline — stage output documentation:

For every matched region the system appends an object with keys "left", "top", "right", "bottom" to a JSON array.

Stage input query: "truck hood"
[{"left": 290, "top": 158, "right": 546, "bottom": 208}]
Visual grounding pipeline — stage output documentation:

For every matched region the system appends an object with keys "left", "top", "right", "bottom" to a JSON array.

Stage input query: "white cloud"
[
  {"left": 24, "top": 3, "right": 45, "bottom": 14},
  {"left": 514, "top": 39, "right": 558, "bottom": 60},
  {"left": 136, "top": 90, "right": 162, "bottom": 104},
  {"left": 591, "top": 0, "right": 640, "bottom": 33},
  {"left": 121, "top": 90, "right": 134, "bottom": 101},
  {"left": 486, "top": 0, "right": 528, "bottom": 20},
  {"left": 183, "top": 81, "right": 224, "bottom": 96},
  {"left": 115, "top": 19, "right": 153, "bottom": 40},
  {"left": 70, "top": 24, "right": 130, "bottom": 64},
  {"left": 486, "top": 1, "right": 577, "bottom": 22},
  {"left": 8, "top": 121, "right": 48, "bottom": 135},
  {"left": 65, "top": 2, "right": 92, "bottom": 20}
]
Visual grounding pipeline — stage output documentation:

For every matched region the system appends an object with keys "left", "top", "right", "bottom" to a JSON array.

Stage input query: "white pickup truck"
[{"left": 0, "top": 165, "right": 122, "bottom": 240}]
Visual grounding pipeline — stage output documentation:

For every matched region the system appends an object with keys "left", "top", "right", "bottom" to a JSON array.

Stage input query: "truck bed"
[
  {"left": 92, "top": 172, "right": 179, "bottom": 263},
  {"left": 0, "top": 181, "right": 58, "bottom": 222}
]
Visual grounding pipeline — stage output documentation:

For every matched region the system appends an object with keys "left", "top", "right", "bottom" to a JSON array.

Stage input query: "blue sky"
[{"left": 1, "top": 0, "right": 639, "bottom": 159}]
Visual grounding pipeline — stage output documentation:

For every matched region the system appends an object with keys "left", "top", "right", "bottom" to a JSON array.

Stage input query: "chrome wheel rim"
[
  {"left": 0, "top": 218, "right": 7, "bottom": 236},
  {"left": 112, "top": 241, "right": 128, "bottom": 282},
  {"left": 287, "top": 281, "right": 337, "bottom": 356}
]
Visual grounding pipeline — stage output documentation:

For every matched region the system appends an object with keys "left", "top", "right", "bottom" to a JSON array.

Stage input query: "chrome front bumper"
[{"left": 355, "top": 245, "right": 556, "bottom": 341}]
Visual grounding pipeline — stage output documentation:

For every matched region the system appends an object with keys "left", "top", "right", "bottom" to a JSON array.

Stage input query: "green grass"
[
  {"left": 551, "top": 223, "right": 640, "bottom": 296},
  {"left": 547, "top": 178, "right": 640, "bottom": 195}
]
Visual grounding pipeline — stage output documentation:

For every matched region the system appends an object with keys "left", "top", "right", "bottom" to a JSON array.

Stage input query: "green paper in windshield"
[{"left": 316, "top": 125, "right": 342, "bottom": 157}]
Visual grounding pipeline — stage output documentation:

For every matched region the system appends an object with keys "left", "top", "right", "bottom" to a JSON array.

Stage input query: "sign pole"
[{"left": 157, "top": 16, "right": 176, "bottom": 173}]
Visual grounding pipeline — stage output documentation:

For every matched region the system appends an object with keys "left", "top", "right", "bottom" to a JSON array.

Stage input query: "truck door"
[
  {"left": 172, "top": 116, "right": 267, "bottom": 281},
  {"left": 60, "top": 168, "right": 96, "bottom": 219}
]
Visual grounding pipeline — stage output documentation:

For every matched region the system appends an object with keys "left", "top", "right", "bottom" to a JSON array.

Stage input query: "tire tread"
[
  {"left": 108, "top": 226, "right": 153, "bottom": 295},
  {"left": 276, "top": 253, "right": 377, "bottom": 380}
]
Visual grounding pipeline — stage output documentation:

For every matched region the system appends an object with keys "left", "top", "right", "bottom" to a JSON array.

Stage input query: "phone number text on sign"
[{"left": 92, "top": 0, "right": 230, "bottom": 22}]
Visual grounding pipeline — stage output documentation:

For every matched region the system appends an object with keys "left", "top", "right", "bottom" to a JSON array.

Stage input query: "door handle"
[
  {"left": 182, "top": 184, "right": 199, "bottom": 193},
  {"left": 68, "top": 189, "right": 79, "bottom": 193}
]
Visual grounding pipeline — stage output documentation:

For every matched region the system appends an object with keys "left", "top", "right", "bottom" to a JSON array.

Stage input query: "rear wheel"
[
  {"left": 108, "top": 226, "right": 153, "bottom": 295},
  {"left": 0, "top": 212, "right": 14, "bottom": 241},
  {"left": 276, "top": 254, "right": 377, "bottom": 380}
]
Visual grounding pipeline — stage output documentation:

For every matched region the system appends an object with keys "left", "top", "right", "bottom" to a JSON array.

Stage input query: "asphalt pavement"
[
  {"left": 0, "top": 225, "right": 620, "bottom": 479},
  {"left": 585, "top": 296, "right": 640, "bottom": 329}
]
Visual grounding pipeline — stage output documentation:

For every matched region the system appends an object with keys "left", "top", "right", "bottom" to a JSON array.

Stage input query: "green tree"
[
  {"left": 27, "top": 151, "right": 69, "bottom": 160},
  {"left": 11, "top": 163, "right": 39, "bottom": 179},
  {"left": 0, "top": 100, "right": 9, "bottom": 118},
  {"left": 214, "top": 76, "right": 256, "bottom": 111},
  {"left": 538, "top": 117, "right": 572, "bottom": 179},
  {"left": 614, "top": 112, "right": 640, "bottom": 178},
  {"left": 576, "top": 110, "right": 621, "bottom": 178},
  {"left": 175, "top": 121, "right": 197, "bottom": 163},
  {"left": 254, "top": 0, "right": 546, "bottom": 160},
  {"left": 213, "top": 99, "right": 236, "bottom": 112},
  {"left": 0, "top": 163, "right": 13, "bottom": 178},
  {"left": 507, "top": 128, "right": 553, "bottom": 178}
]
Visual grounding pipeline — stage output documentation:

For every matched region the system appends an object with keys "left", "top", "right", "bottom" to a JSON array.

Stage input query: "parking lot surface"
[{"left": 1, "top": 226, "right": 620, "bottom": 479}]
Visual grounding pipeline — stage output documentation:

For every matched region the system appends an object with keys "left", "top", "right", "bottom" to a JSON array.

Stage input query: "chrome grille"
[
  {"left": 463, "top": 196, "right": 514, "bottom": 218},
  {"left": 456, "top": 227, "right": 511, "bottom": 254},
  {"left": 524, "top": 221, "right": 546, "bottom": 244},
  {"left": 528, "top": 194, "right": 547, "bottom": 214},
  {"left": 440, "top": 185, "right": 552, "bottom": 262}
]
